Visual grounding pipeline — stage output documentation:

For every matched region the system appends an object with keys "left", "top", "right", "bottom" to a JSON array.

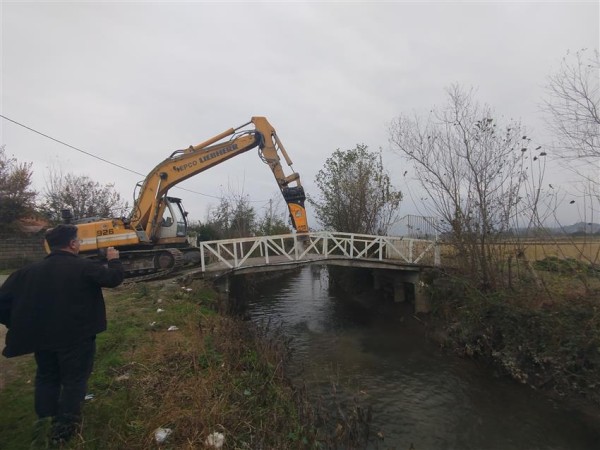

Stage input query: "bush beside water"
[{"left": 427, "top": 260, "right": 600, "bottom": 406}]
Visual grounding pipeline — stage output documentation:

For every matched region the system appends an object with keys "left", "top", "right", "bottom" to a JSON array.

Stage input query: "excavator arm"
[{"left": 130, "top": 116, "right": 308, "bottom": 240}]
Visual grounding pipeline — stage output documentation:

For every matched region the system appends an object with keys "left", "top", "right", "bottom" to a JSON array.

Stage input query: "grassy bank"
[
  {"left": 1, "top": 278, "right": 327, "bottom": 449},
  {"left": 427, "top": 261, "right": 600, "bottom": 406}
]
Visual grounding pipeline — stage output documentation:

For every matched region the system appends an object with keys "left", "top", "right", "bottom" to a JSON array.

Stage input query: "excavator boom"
[
  {"left": 130, "top": 116, "right": 308, "bottom": 240},
  {"left": 50, "top": 117, "right": 308, "bottom": 279}
]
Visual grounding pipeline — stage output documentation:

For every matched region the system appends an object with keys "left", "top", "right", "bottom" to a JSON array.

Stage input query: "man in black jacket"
[{"left": 0, "top": 224, "right": 124, "bottom": 447}]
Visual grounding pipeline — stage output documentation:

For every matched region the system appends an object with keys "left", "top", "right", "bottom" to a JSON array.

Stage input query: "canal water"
[{"left": 244, "top": 265, "right": 600, "bottom": 450}]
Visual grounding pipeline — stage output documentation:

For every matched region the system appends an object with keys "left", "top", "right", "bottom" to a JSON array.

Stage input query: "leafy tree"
[
  {"left": 204, "top": 196, "right": 231, "bottom": 239},
  {"left": 389, "top": 85, "right": 546, "bottom": 289},
  {"left": 197, "top": 223, "right": 221, "bottom": 241},
  {"left": 229, "top": 195, "right": 256, "bottom": 238},
  {"left": 201, "top": 193, "right": 290, "bottom": 240},
  {"left": 543, "top": 48, "right": 599, "bottom": 162},
  {"left": 41, "top": 170, "right": 128, "bottom": 222},
  {"left": 309, "top": 145, "right": 402, "bottom": 234},
  {"left": 187, "top": 220, "right": 221, "bottom": 243},
  {"left": 0, "top": 146, "right": 37, "bottom": 225}
]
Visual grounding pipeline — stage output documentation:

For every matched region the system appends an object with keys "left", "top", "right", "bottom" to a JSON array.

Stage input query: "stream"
[{"left": 243, "top": 265, "right": 600, "bottom": 450}]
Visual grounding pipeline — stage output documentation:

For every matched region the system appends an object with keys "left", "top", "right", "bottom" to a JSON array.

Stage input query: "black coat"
[{"left": 0, "top": 250, "right": 124, "bottom": 357}]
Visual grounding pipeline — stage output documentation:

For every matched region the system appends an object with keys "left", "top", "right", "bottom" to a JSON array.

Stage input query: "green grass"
[
  {"left": 0, "top": 360, "right": 37, "bottom": 449},
  {"left": 0, "top": 279, "right": 325, "bottom": 449}
]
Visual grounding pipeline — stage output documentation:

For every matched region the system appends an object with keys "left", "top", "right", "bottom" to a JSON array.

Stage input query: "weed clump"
[{"left": 534, "top": 256, "right": 599, "bottom": 277}]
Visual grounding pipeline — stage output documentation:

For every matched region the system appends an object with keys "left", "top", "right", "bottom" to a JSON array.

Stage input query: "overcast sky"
[{"left": 1, "top": 1, "right": 598, "bottom": 228}]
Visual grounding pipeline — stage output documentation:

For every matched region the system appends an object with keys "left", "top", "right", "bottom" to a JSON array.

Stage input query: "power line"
[
  {"left": 1, "top": 114, "right": 144, "bottom": 176},
  {"left": 0, "top": 114, "right": 266, "bottom": 201}
]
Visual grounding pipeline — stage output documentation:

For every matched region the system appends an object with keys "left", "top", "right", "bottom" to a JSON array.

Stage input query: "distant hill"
[
  {"left": 392, "top": 220, "right": 600, "bottom": 237},
  {"left": 514, "top": 222, "right": 600, "bottom": 236},
  {"left": 558, "top": 222, "right": 600, "bottom": 235}
]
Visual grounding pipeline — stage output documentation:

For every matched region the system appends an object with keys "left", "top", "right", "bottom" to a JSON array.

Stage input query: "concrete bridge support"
[
  {"left": 213, "top": 276, "right": 230, "bottom": 295},
  {"left": 373, "top": 270, "right": 431, "bottom": 313}
]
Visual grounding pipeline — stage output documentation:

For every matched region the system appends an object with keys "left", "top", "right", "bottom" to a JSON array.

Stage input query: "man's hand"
[{"left": 106, "top": 247, "right": 120, "bottom": 260}]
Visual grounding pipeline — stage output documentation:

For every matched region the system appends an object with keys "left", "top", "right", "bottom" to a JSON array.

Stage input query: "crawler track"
[
  {"left": 120, "top": 248, "right": 187, "bottom": 285},
  {"left": 122, "top": 264, "right": 208, "bottom": 285}
]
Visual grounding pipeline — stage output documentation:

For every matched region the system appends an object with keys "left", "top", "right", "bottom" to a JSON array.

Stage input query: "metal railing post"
[
  {"left": 264, "top": 237, "right": 269, "bottom": 264},
  {"left": 294, "top": 235, "right": 299, "bottom": 260}
]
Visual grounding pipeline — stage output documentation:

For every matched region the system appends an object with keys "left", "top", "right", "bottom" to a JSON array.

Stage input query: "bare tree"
[
  {"left": 0, "top": 146, "right": 37, "bottom": 225},
  {"left": 308, "top": 145, "right": 402, "bottom": 234},
  {"left": 389, "top": 85, "right": 546, "bottom": 289},
  {"left": 41, "top": 169, "right": 128, "bottom": 222},
  {"left": 542, "top": 49, "right": 599, "bottom": 257},
  {"left": 543, "top": 48, "right": 599, "bottom": 162}
]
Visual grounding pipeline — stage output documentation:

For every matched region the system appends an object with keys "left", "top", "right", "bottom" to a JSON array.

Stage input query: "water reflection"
[{"left": 246, "top": 266, "right": 600, "bottom": 450}]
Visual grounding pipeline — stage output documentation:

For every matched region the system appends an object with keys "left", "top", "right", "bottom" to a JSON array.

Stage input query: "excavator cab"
[{"left": 158, "top": 197, "right": 188, "bottom": 240}]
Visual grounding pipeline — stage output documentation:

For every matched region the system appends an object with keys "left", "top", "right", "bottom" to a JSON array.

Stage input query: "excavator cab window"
[
  {"left": 157, "top": 197, "right": 187, "bottom": 239},
  {"left": 166, "top": 197, "right": 188, "bottom": 238},
  {"left": 161, "top": 209, "right": 174, "bottom": 227},
  {"left": 176, "top": 216, "right": 186, "bottom": 237}
]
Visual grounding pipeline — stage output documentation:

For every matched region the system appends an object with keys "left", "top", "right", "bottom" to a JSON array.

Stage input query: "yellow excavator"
[{"left": 51, "top": 117, "right": 308, "bottom": 278}]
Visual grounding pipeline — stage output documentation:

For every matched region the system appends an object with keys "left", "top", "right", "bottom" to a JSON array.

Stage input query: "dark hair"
[{"left": 45, "top": 224, "right": 78, "bottom": 250}]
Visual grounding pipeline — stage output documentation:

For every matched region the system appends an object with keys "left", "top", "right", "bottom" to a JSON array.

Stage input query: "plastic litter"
[
  {"left": 150, "top": 321, "right": 157, "bottom": 327},
  {"left": 156, "top": 308, "right": 165, "bottom": 313},
  {"left": 154, "top": 427, "right": 172, "bottom": 444},
  {"left": 84, "top": 393, "right": 94, "bottom": 401},
  {"left": 205, "top": 431, "right": 225, "bottom": 449},
  {"left": 167, "top": 325, "right": 179, "bottom": 331}
]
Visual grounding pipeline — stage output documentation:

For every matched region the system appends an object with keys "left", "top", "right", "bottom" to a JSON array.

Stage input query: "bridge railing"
[
  {"left": 198, "top": 233, "right": 303, "bottom": 272},
  {"left": 197, "top": 231, "right": 439, "bottom": 272},
  {"left": 306, "top": 232, "right": 439, "bottom": 265}
]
